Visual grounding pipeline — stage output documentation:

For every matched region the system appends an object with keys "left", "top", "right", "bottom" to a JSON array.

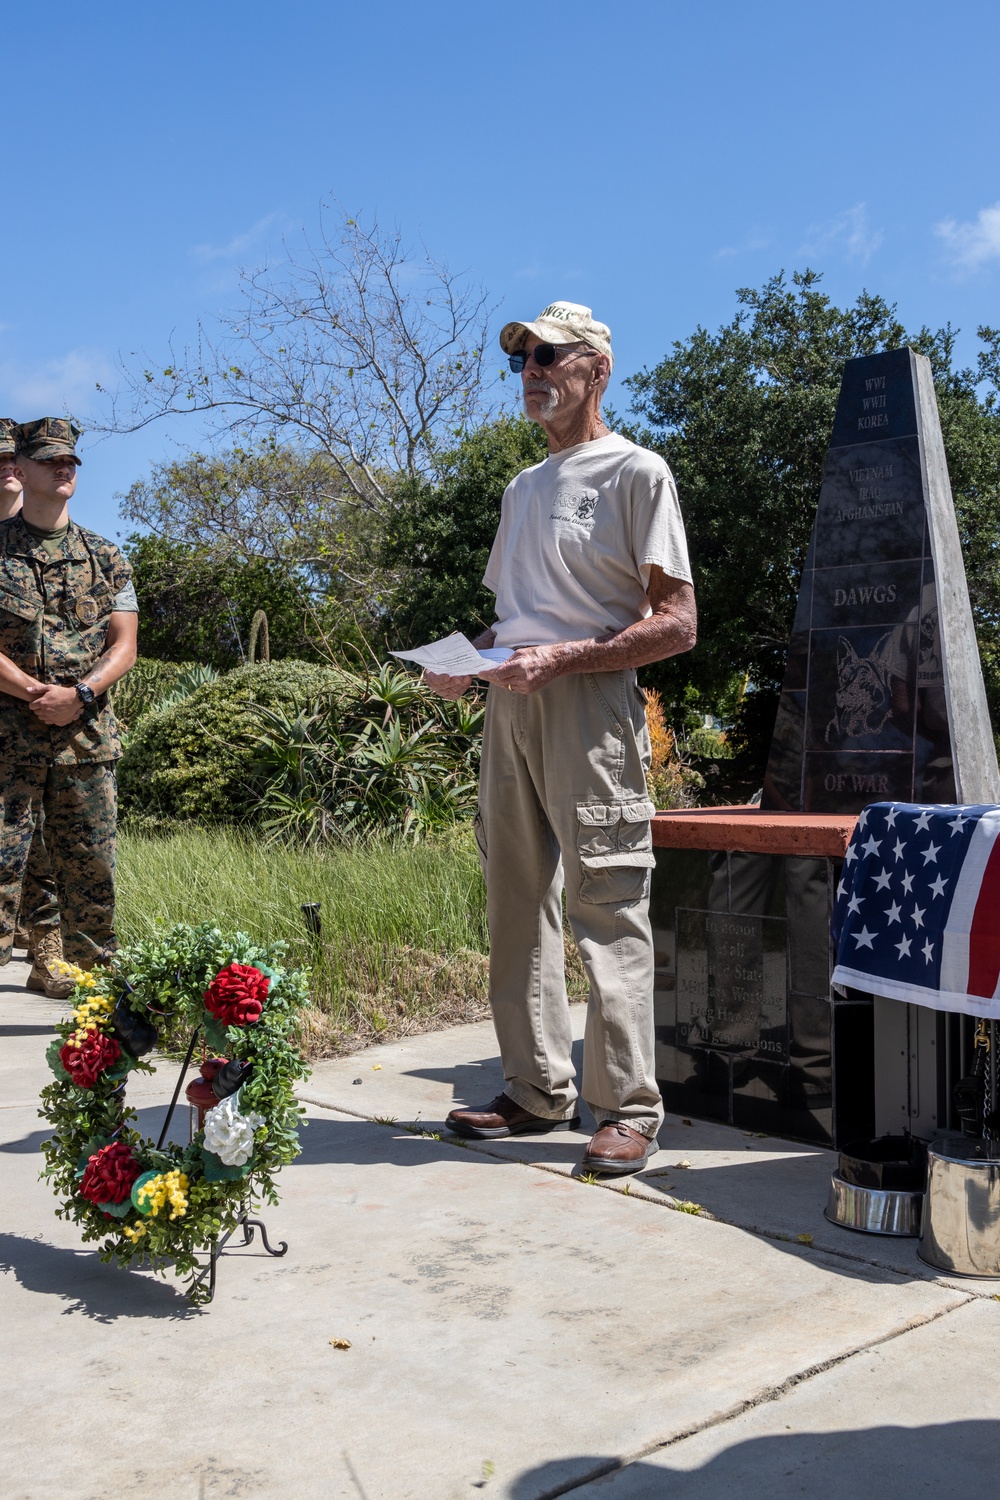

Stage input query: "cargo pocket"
[
  {"left": 576, "top": 799, "right": 655, "bottom": 905},
  {"left": 473, "top": 809, "right": 488, "bottom": 879}
]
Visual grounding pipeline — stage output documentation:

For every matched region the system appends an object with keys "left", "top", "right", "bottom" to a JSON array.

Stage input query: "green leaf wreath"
[{"left": 40, "top": 922, "right": 311, "bottom": 1303}]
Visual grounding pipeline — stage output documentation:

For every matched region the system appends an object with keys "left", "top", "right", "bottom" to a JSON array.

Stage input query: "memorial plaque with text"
[
  {"left": 762, "top": 346, "right": 999, "bottom": 813},
  {"left": 675, "top": 908, "right": 788, "bottom": 1062}
]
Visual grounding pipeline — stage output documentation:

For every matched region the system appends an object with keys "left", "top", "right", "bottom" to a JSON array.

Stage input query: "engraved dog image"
[{"left": 825, "top": 633, "right": 895, "bottom": 742}]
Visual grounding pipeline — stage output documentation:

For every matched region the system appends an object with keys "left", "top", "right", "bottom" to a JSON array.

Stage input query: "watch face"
[{"left": 76, "top": 683, "right": 96, "bottom": 705}]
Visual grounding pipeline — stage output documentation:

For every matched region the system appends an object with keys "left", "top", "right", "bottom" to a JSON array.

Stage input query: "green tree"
[
  {"left": 380, "top": 414, "right": 547, "bottom": 646},
  {"left": 120, "top": 444, "right": 381, "bottom": 661},
  {"left": 624, "top": 271, "right": 1000, "bottom": 788},
  {"left": 126, "top": 534, "right": 321, "bottom": 668}
]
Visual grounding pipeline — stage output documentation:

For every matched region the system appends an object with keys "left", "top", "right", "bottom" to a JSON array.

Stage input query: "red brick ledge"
[{"left": 651, "top": 806, "right": 858, "bottom": 858}]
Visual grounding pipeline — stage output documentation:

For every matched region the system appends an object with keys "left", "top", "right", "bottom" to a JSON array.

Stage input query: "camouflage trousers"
[
  {"left": 19, "top": 820, "right": 60, "bottom": 931},
  {"left": 0, "top": 761, "right": 117, "bottom": 968}
]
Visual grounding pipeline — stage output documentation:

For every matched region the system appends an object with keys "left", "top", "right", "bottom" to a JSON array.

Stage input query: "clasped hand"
[
  {"left": 424, "top": 645, "right": 565, "bottom": 699},
  {"left": 25, "top": 681, "right": 84, "bottom": 726}
]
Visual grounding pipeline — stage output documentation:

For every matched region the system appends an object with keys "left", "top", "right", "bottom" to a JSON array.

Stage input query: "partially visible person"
[
  {"left": 0, "top": 418, "right": 20, "bottom": 520},
  {"left": 0, "top": 419, "right": 138, "bottom": 991},
  {"left": 0, "top": 418, "right": 62, "bottom": 979}
]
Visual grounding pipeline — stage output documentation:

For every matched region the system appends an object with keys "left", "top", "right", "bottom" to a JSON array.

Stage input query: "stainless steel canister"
[
  {"left": 825, "top": 1173, "right": 922, "bottom": 1236},
  {"left": 918, "top": 1138, "right": 1000, "bottom": 1277}
]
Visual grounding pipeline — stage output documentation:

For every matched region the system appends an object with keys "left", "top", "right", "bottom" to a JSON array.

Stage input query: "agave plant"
[{"left": 248, "top": 669, "right": 482, "bottom": 844}]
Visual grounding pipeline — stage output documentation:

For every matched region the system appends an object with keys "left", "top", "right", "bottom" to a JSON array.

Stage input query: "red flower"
[
  {"left": 204, "top": 963, "right": 269, "bottom": 1027},
  {"left": 59, "top": 1030, "right": 122, "bottom": 1089},
  {"left": 80, "top": 1142, "right": 141, "bottom": 1206}
]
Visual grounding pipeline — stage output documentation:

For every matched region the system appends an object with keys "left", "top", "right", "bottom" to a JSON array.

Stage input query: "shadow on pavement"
[
  {"left": 0, "top": 1128, "right": 50, "bottom": 1154},
  {"left": 508, "top": 1422, "right": 1000, "bottom": 1498},
  {"left": 291, "top": 1116, "right": 920, "bottom": 1287},
  {"left": 0, "top": 1232, "right": 198, "bottom": 1322},
  {"left": 0, "top": 1022, "right": 57, "bottom": 1037}
]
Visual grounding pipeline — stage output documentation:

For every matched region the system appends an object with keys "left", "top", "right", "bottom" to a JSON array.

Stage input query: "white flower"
[{"left": 202, "top": 1092, "right": 265, "bottom": 1167}]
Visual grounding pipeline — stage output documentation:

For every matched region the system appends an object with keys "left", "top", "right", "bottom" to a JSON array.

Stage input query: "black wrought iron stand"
[
  {"left": 155, "top": 1025, "right": 289, "bottom": 1304},
  {"left": 190, "top": 1207, "right": 289, "bottom": 1303}
]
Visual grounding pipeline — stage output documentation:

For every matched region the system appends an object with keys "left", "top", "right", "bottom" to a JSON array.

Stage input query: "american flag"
[{"left": 832, "top": 802, "right": 1000, "bottom": 1018}]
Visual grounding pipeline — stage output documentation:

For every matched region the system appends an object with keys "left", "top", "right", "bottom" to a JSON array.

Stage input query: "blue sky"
[{"left": 2, "top": 0, "right": 998, "bottom": 538}]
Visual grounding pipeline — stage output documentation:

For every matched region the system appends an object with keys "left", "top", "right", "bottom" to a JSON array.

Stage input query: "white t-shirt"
[{"left": 483, "top": 432, "right": 691, "bottom": 649}]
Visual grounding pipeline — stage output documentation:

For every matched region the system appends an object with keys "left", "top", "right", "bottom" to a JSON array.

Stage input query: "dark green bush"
[{"left": 118, "top": 660, "right": 353, "bottom": 823}]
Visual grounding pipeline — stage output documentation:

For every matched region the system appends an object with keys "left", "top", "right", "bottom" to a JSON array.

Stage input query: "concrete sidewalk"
[{"left": 1, "top": 963, "right": 998, "bottom": 1500}]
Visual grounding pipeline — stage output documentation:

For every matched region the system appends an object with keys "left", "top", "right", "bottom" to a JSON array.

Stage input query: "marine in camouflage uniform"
[
  {"left": 0, "top": 418, "right": 137, "bottom": 989},
  {"left": 0, "top": 418, "right": 60, "bottom": 959}
]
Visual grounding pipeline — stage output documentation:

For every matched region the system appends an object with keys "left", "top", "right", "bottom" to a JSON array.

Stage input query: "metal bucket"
[
  {"left": 825, "top": 1172, "right": 923, "bottom": 1236},
  {"left": 918, "top": 1138, "right": 1000, "bottom": 1277}
]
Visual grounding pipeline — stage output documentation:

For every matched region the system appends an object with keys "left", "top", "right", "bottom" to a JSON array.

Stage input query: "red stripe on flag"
[{"left": 969, "top": 836, "right": 1000, "bottom": 998}]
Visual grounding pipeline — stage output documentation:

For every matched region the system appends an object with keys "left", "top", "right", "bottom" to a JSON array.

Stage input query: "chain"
[{"left": 976, "top": 1020, "right": 993, "bottom": 1140}]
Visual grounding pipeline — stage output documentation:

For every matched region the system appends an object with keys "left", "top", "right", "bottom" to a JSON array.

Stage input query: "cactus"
[{"left": 248, "top": 609, "right": 270, "bottom": 665}]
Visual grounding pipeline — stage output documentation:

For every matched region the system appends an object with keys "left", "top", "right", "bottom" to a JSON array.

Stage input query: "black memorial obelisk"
[{"left": 762, "top": 346, "right": 999, "bottom": 814}]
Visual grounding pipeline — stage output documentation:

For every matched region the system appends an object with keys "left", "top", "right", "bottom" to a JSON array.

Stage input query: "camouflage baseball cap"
[
  {"left": 0, "top": 418, "right": 16, "bottom": 456},
  {"left": 499, "top": 301, "right": 614, "bottom": 370},
  {"left": 16, "top": 417, "right": 83, "bottom": 465}
]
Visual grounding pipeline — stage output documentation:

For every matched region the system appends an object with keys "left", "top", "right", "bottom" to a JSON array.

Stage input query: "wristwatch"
[{"left": 74, "top": 682, "right": 97, "bottom": 706}]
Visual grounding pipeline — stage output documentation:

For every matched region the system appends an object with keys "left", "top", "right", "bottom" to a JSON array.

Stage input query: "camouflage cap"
[
  {"left": 499, "top": 301, "right": 614, "bottom": 370},
  {"left": 16, "top": 417, "right": 83, "bottom": 465},
  {"left": 0, "top": 418, "right": 17, "bottom": 456}
]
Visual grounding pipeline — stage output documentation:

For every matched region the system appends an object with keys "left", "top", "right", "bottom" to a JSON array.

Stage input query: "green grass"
[{"left": 116, "top": 824, "right": 490, "bottom": 1053}]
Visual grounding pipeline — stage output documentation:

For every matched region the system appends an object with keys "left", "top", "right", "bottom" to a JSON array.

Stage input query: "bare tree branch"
[{"left": 100, "top": 206, "right": 498, "bottom": 511}]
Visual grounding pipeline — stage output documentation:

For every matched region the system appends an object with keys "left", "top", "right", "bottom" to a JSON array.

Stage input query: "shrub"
[
  {"left": 111, "top": 657, "right": 199, "bottom": 735},
  {"left": 118, "top": 660, "right": 353, "bottom": 823}
]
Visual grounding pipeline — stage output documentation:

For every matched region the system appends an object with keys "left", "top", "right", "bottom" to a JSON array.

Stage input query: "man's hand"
[
  {"left": 488, "top": 646, "right": 566, "bottom": 695},
  {"left": 29, "top": 685, "right": 84, "bottom": 726},
  {"left": 423, "top": 670, "right": 473, "bottom": 701}
]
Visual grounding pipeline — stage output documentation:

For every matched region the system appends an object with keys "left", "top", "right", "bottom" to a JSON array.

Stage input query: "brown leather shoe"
[
  {"left": 446, "top": 1093, "right": 581, "bottom": 1140},
  {"left": 582, "top": 1121, "right": 657, "bottom": 1176}
]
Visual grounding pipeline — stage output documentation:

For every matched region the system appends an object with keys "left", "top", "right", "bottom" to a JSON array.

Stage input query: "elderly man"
[{"left": 426, "top": 302, "right": 696, "bottom": 1174}]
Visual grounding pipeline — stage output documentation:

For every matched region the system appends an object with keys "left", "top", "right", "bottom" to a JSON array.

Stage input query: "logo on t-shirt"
[{"left": 550, "top": 490, "right": 600, "bottom": 527}]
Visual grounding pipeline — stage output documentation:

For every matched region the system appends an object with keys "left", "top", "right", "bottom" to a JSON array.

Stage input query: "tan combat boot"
[{"left": 26, "top": 928, "right": 76, "bottom": 1000}]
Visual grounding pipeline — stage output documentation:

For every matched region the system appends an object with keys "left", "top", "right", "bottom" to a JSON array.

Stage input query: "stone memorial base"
[{"left": 651, "top": 807, "right": 874, "bottom": 1147}]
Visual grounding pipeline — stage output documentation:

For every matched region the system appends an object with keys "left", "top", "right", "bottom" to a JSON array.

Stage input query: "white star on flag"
[
  {"left": 914, "top": 810, "right": 933, "bottom": 832},
  {"left": 858, "top": 808, "right": 869, "bottom": 828},
  {"left": 884, "top": 901, "right": 902, "bottom": 924},
  {"left": 893, "top": 839, "right": 906, "bottom": 862},
  {"left": 844, "top": 843, "right": 857, "bottom": 865},
  {"left": 922, "top": 939, "right": 935, "bottom": 963},
  {"left": 921, "top": 842, "right": 940, "bottom": 865},
  {"left": 847, "top": 892, "right": 863, "bottom": 916},
  {"left": 929, "top": 874, "right": 947, "bottom": 898},
  {"left": 885, "top": 807, "right": 898, "bottom": 827},
  {"left": 853, "top": 926, "right": 876, "bottom": 950},
  {"left": 948, "top": 814, "right": 967, "bottom": 835},
  {"left": 911, "top": 904, "right": 925, "bottom": 929},
  {"left": 862, "top": 835, "right": 881, "bottom": 858},
  {"left": 895, "top": 935, "right": 912, "bottom": 958},
  {"left": 874, "top": 868, "right": 892, "bottom": 891},
  {"left": 901, "top": 871, "right": 915, "bottom": 893}
]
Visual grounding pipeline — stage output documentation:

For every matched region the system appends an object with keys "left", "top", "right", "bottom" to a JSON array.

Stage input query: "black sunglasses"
[{"left": 508, "top": 342, "right": 594, "bottom": 374}]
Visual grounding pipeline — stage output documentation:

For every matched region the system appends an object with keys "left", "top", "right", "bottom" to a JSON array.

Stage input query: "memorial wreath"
[{"left": 40, "top": 922, "right": 311, "bottom": 1302}]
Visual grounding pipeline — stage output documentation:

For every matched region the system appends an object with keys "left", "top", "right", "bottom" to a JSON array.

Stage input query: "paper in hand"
[{"left": 389, "top": 631, "right": 513, "bottom": 678}]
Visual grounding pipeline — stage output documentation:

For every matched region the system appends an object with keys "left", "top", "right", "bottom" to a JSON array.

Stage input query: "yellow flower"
[
  {"left": 50, "top": 959, "right": 89, "bottom": 983},
  {"left": 71, "top": 993, "right": 113, "bottom": 1030},
  {"left": 136, "top": 1170, "right": 189, "bottom": 1221},
  {"left": 122, "top": 1222, "right": 147, "bottom": 1243}
]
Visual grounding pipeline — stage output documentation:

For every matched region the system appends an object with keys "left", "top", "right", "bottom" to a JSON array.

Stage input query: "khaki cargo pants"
[{"left": 476, "top": 669, "right": 663, "bottom": 1138}]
